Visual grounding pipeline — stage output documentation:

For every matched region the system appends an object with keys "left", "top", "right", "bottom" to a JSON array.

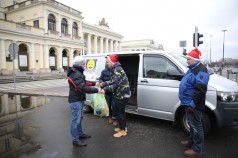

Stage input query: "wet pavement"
[
  {"left": 0, "top": 79, "right": 238, "bottom": 158},
  {"left": 0, "top": 96, "right": 236, "bottom": 158}
]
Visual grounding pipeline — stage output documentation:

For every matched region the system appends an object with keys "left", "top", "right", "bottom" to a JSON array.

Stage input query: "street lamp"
[
  {"left": 210, "top": 35, "right": 212, "bottom": 64},
  {"left": 221, "top": 29, "right": 227, "bottom": 69}
]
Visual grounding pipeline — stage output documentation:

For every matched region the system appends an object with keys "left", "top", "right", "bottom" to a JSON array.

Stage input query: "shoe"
[
  {"left": 80, "top": 133, "right": 91, "bottom": 139},
  {"left": 73, "top": 141, "right": 87, "bottom": 146},
  {"left": 113, "top": 130, "right": 127, "bottom": 138},
  {"left": 184, "top": 149, "right": 200, "bottom": 157},
  {"left": 108, "top": 117, "right": 113, "bottom": 124},
  {"left": 114, "top": 127, "right": 127, "bottom": 132},
  {"left": 180, "top": 140, "right": 192, "bottom": 147},
  {"left": 113, "top": 121, "right": 118, "bottom": 127}
]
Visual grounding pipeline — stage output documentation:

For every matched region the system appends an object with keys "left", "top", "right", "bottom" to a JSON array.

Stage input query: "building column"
[
  {"left": 58, "top": 14, "right": 61, "bottom": 36},
  {"left": 69, "top": 48, "right": 74, "bottom": 66},
  {"left": 30, "top": 43, "right": 37, "bottom": 73},
  {"left": 118, "top": 41, "right": 121, "bottom": 52},
  {"left": 110, "top": 40, "right": 113, "bottom": 53},
  {"left": 44, "top": 44, "right": 50, "bottom": 73},
  {"left": 44, "top": 10, "right": 48, "bottom": 34},
  {"left": 31, "top": 96, "right": 37, "bottom": 108},
  {"left": 0, "top": 38, "right": 8, "bottom": 74},
  {"left": 13, "top": 41, "right": 19, "bottom": 71},
  {"left": 94, "top": 35, "right": 98, "bottom": 54},
  {"left": 105, "top": 38, "right": 108, "bottom": 53},
  {"left": 79, "top": 21, "right": 83, "bottom": 40},
  {"left": 87, "top": 33, "right": 91, "bottom": 54},
  {"left": 39, "top": 44, "right": 44, "bottom": 73},
  {"left": 115, "top": 41, "right": 118, "bottom": 52},
  {"left": 69, "top": 18, "right": 72, "bottom": 38},
  {"left": 100, "top": 37, "right": 103, "bottom": 54},
  {"left": 57, "top": 47, "right": 63, "bottom": 72}
]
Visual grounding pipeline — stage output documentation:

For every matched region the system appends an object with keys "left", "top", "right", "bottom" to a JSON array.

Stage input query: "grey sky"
[{"left": 57, "top": 0, "right": 238, "bottom": 62}]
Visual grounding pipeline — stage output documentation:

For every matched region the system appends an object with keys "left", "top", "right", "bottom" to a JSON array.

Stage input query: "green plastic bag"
[{"left": 91, "top": 93, "right": 109, "bottom": 117}]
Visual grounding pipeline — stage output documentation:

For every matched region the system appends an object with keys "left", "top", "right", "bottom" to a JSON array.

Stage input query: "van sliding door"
[{"left": 137, "top": 54, "right": 181, "bottom": 121}]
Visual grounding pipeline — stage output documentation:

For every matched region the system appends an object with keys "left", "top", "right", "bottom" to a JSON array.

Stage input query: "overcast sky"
[{"left": 57, "top": 0, "right": 238, "bottom": 62}]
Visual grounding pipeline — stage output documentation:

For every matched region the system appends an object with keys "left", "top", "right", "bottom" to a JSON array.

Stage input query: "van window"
[{"left": 143, "top": 56, "right": 180, "bottom": 79}]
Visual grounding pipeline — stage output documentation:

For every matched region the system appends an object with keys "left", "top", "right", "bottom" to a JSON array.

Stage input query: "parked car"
[{"left": 227, "top": 68, "right": 238, "bottom": 74}]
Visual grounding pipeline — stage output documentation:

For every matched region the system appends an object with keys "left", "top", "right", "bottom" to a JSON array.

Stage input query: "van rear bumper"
[{"left": 214, "top": 102, "right": 238, "bottom": 127}]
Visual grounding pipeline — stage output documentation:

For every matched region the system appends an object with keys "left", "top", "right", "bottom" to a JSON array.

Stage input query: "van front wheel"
[{"left": 180, "top": 109, "right": 211, "bottom": 135}]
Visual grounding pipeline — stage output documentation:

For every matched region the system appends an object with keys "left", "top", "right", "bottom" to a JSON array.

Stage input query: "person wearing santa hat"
[
  {"left": 100, "top": 54, "right": 131, "bottom": 138},
  {"left": 178, "top": 48, "right": 210, "bottom": 157}
]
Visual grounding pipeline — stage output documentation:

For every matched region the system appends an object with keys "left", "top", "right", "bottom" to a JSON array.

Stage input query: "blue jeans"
[
  {"left": 112, "top": 97, "right": 129, "bottom": 130},
  {"left": 186, "top": 108, "right": 204, "bottom": 154},
  {"left": 69, "top": 101, "right": 84, "bottom": 142},
  {"left": 105, "top": 93, "right": 113, "bottom": 117}
]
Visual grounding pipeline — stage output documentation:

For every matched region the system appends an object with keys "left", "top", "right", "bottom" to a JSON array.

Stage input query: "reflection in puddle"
[{"left": 0, "top": 93, "right": 50, "bottom": 158}]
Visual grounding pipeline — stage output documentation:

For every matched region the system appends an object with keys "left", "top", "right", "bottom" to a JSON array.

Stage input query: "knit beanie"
[{"left": 107, "top": 54, "right": 118, "bottom": 64}]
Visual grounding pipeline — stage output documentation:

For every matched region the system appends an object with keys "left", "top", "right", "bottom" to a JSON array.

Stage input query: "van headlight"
[{"left": 217, "top": 92, "right": 238, "bottom": 102}]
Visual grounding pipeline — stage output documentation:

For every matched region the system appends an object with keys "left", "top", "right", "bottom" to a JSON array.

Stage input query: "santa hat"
[
  {"left": 107, "top": 54, "right": 118, "bottom": 64},
  {"left": 186, "top": 48, "right": 202, "bottom": 61}
]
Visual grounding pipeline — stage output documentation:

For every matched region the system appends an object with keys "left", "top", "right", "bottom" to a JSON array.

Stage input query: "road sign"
[
  {"left": 9, "top": 43, "right": 19, "bottom": 60},
  {"left": 179, "top": 40, "right": 186, "bottom": 47}
]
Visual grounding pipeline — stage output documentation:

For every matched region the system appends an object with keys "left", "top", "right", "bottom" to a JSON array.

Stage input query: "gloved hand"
[{"left": 187, "top": 107, "right": 194, "bottom": 113}]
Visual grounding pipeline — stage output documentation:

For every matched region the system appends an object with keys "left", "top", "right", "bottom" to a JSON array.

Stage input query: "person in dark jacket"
[
  {"left": 100, "top": 54, "right": 131, "bottom": 138},
  {"left": 98, "top": 64, "right": 117, "bottom": 125},
  {"left": 67, "top": 56, "right": 101, "bottom": 147},
  {"left": 179, "top": 48, "right": 210, "bottom": 157}
]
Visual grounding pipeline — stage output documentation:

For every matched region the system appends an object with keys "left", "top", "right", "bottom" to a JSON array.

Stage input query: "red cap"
[
  {"left": 186, "top": 48, "right": 202, "bottom": 61},
  {"left": 108, "top": 54, "right": 118, "bottom": 64}
]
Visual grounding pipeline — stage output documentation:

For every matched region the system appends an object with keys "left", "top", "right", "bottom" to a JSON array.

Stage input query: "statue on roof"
[{"left": 99, "top": 18, "right": 109, "bottom": 28}]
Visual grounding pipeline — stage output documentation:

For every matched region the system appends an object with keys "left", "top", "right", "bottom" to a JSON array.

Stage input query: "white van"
[{"left": 82, "top": 51, "right": 238, "bottom": 134}]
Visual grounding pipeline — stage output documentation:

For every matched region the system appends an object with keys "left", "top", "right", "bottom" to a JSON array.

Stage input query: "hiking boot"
[
  {"left": 113, "top": 130, "right": 127, "bottom": 138},
  {"left": 114, "top": 127, "right": 127, "bottom": 132},
  {"left": 184, "top": 149, "right": 200, "bottom": 157},
  {"left": 180, "top": 140, "right": 192, "bottom": 147}
]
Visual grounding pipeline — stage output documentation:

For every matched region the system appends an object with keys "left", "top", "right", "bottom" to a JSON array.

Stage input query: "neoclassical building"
[
  {"left": 121, "top": 39, "right": 164, "bottom": 52},
  {"left": 0, "top": 0, "right": 123, "bottom": 75}
]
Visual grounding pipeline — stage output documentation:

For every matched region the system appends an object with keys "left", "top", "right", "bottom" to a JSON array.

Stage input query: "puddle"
[{"left": 0, "top": 93, "right": 51, "bottom": 158}]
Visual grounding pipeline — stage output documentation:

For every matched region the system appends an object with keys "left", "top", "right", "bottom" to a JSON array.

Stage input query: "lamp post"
[
  {"left": 221, "top": 30, "right": 227, "bottom": 70},
  {"left": 209, "top": 35, "right": 212, "bottom": 65}
]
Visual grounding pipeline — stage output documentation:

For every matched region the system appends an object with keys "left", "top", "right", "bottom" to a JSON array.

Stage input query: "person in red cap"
[
  {"left": 100, "top": 54, "right": 131, "bottom": 138},
  {"left": 178, "top": 48, "right": 210, "bottom": 157}
]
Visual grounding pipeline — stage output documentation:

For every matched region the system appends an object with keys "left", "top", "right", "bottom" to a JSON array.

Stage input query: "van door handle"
[{"left": 140, "top": 79, "right": 148, "bottom": 83}]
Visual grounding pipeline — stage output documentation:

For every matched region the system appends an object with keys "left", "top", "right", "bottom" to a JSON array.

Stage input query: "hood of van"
[{"left": 209, "top": 74, "right": 238, "bottom": 92}]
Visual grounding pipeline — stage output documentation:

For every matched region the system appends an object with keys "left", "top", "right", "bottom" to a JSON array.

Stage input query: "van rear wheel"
[{"left": 180, "top": 109, "right": 211, "bottom": 135}]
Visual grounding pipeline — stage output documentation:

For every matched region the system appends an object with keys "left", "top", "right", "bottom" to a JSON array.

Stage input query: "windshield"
[{"left": 169, "top": 53, "right": 188, "bottom": 68}]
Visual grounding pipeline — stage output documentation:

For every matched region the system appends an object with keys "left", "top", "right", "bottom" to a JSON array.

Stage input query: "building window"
[
  {"left": 48, "top": 14, "right": 56, "bottom": 31},
  {"left": 72, "top": 22, "right": 78, "bottom": 36},
  {"left": 33, "top": 20, "right": 39, "bottom": 28},
  {"left": 61, "top": 18, "right": 67, "bottom": 34}
]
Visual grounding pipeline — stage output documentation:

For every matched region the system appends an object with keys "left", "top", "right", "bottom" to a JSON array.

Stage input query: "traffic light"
[
  {"left": 197, "top": 33, "right": 203, "bottom": 46},
  {"left": 193, "top": 31, "right": 203, "bottom": 47}
]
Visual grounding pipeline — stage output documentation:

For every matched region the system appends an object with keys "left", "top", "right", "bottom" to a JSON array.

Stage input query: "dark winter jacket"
[
  {"left": 67, "top": 64, "right": 98, "bottom": 103},
  {"left": 99, "top": 67, "right": 111, "bottom": 83},
  {"left": 178, "top": 61, "right": 210, "bottom": 111},
  {"left": 101, "top": 62, "right": 131, "bottom": 99}
]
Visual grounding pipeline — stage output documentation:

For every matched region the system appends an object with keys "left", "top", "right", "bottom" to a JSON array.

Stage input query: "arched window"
[
  {"left": 72, "top": 22, "right": 78, "bottom": 36},
  {"left": 48, "top": 14, "right": 56, "bottom": 31},
  {"left": 61, "top": 18, "right": 67, "bottom": 34}
]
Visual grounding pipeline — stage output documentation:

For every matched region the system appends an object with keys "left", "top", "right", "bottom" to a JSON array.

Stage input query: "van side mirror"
[{"left": 167, "top": 68, "right": 184, "bottom": 80}]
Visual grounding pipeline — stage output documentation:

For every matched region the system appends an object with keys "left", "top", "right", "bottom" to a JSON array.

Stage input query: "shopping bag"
[{"left": 91, "top": 93, "right": 109, "bottom": 117}]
